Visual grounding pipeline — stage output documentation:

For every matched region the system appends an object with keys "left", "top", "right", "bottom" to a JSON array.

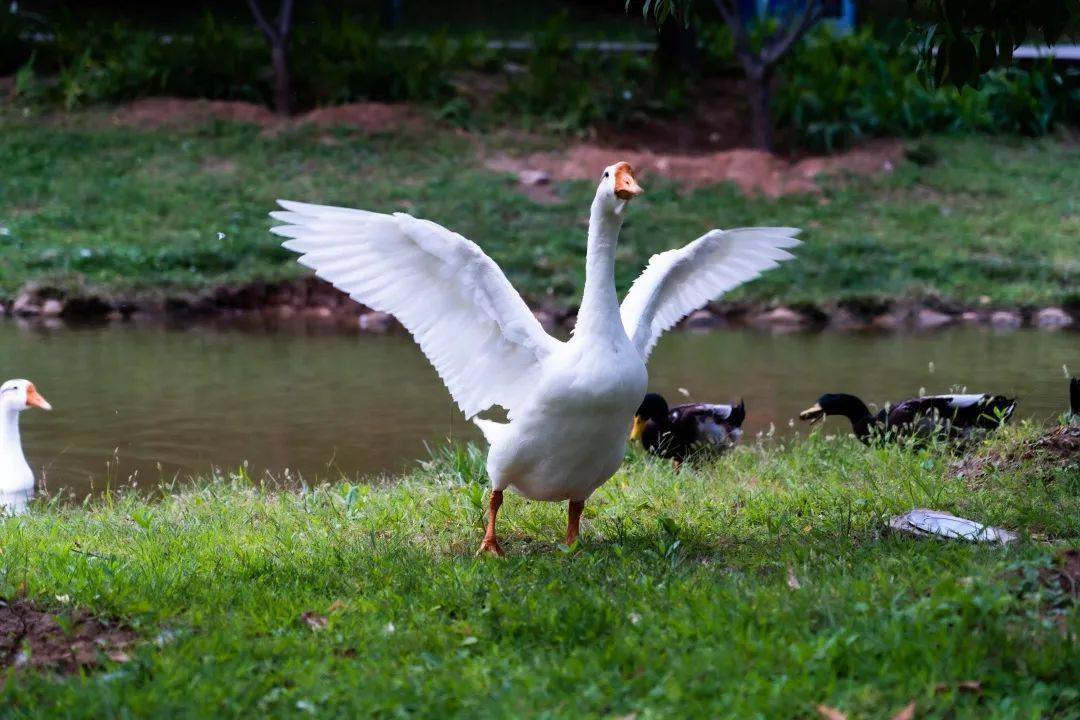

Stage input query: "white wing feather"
[
  {"left": 621, "top": 227, "right": 801, "bottom": 361},
  {"left": 271, "top": 200, "right": 560, "bottom": 419}
]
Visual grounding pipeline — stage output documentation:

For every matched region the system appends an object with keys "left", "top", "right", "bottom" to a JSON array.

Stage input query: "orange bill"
[{"left": 26, "top": 383, "right": 52, "bottom": 411}]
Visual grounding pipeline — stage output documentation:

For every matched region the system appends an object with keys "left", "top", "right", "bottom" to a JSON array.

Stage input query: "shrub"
[
  {"left": 497, "top": 15, "right": 676, "bottom": 132},
  {"left": 778, "top": 28, "right": 1079, "bottom": 152}
]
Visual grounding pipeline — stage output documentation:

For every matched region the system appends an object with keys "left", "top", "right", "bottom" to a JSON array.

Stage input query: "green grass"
[
  {"left": 1, "top": 427, "right": 1078, "bottom": 717},
  {"left": 1, "top": 111, "right": 1078, "bottom": 308}
]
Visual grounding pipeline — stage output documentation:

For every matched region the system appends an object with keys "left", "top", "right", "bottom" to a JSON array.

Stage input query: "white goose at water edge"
[
  {"left": 0, "top": 379, "right": 51, "bottom": 515},
  {"left": 271, "top": 162, "right": 799, "bottom": 555}
]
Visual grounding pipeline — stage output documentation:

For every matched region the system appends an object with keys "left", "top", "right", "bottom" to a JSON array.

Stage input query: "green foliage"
[
  {"left": 290, "top": 13, "right": 495, "bottom": 108},
  {"left": 6, "top": 13, "right": 669, "bottom": 133},
  {"left": 778, "top": 28, "right": 1080, "bottom": 152},
  {"left": 497, "top": 17, "right": 664, "bottom": 132},
  {"left": 908, "top": 0, "right": 1078, "bottom": 88},
  {"left": 0, "top": 429, "right": 1077, "bottom": 716}
]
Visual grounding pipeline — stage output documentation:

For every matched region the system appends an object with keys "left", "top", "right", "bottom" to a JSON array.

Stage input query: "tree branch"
[
  {"left": 763, "top": 0, "right": 824, "bottom": 65},
  {"left": 711, "top": 0, "right": 755, "bottom": 65},
  {"left": 246, "top": 0, "right": 278, "bottom": 42},
  {"left": 278, "top": 0, "right": 295, "bottom": 40}
]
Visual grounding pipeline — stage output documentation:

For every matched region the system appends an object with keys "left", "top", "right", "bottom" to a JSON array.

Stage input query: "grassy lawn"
[
  {"left": 1, "top": 428, "right": 1077, "bottom": 717},
  {"left": 1, "top": 111, "right": 1077, "bottom": 309}
]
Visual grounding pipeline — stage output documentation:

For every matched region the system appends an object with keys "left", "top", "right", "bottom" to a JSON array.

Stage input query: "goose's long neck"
[
  {"left": 0, "top": 409, "right": 23, "bottom": 463},
  {"left": 576, "top": 200, "right": 623, "bottom": 336}
]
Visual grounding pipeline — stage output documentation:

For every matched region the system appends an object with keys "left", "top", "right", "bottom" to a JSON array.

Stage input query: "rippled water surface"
[{"left": 2, "top": 319, "right": 1076, "bottom": 498}]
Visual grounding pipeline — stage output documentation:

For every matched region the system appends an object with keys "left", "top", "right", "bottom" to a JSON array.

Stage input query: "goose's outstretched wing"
[
  {"left": 271, "top": 200, "right": 560, "bottom": 419},
  {"left": 620, "top": 228, "right": 801, "bottom": 361}
]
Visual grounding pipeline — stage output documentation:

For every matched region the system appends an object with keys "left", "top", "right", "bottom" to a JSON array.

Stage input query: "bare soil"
[
  {"left": 112, "top": 98, "right": 419, "bottom": 134},
  {"left": 1043, "top": 549, "right": 1080, "bottom": 600},
  {"left": 954, "top": 425, "right": 1079, "bottom": 482},
  {"left": 594, "top": 78, "right": 752, "bottom": 154},
  {"left": 0, "top": 599, "right": 136, "bottom": 674},
  {"left": 486, "top": 139, "right": 904, "bottom": 198},
  {"left": 111, "top": 97, "right": 900, "bottom": 198}
]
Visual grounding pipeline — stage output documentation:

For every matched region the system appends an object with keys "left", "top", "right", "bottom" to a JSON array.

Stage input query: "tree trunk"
[
  {"left": 745, "top": 63, "right": 773, "bottom": 152},
  {"left": 271, "top": 42, "right": 291, "bottom": 116}
]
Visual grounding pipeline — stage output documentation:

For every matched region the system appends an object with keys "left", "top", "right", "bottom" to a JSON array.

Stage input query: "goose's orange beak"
[
  {"left": 613, "top": 162, "right": 643, "bottom": 200},
  {"left": 26, "top": 383, "right": 52, "bottom": 411}
]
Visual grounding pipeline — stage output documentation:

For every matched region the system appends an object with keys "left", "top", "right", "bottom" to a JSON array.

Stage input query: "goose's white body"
[
  {"left": 0, "top": 408, "right": 34, "bottom": 514},
  {"left": 272, "top": 163, "right": 799, "bottom": 524},
  {"left": 476, "top": 326, "right": 647, "bottom": 501}
]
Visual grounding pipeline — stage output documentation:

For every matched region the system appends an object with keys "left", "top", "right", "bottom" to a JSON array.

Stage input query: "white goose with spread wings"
[{"left": 272, "top": 162, "right": 799, "bottom": 555}]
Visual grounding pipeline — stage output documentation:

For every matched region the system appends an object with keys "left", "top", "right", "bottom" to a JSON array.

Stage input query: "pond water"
[{"left": 2, "top": 319, "right": 1076, "bottom": 500}]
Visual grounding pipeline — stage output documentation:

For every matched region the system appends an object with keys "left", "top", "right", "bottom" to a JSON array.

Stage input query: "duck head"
[
  {"left": 595, "top": 162, "right": 643, "bottom": 217},
  {"left": 0, "top": 379, "right": 51, "bottom": 413},
  {"left": 631, "top": 392, "right": 669, "bottom": 441},
  {"left": 729, "top": 399, "right": 746, "bottom": 428},
  {"left": 799, "top": 393, "right": 871, "bottom": 424}
]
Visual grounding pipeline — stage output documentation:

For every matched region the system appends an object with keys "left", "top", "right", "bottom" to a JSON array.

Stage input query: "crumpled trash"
[{"left": 889, "top": 508, "right": 1017, "bottom": 544}]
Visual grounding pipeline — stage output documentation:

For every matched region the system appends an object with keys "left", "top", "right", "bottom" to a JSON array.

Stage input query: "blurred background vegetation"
[{"left": 2, "top": 0, "right": 1076, "bottom": 153}]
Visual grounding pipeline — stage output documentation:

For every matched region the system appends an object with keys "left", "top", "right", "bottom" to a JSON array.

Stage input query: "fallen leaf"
[
  {"left": 816, "top": 705, "right": 847, "bottom": 720},
  {"left": 787, "top": 564, "right": 802, "bottom": 590},
  {"left": 891, "top": 701, "right": 916, "bottom": 720},
  {"left": 300, "top": 611, "right": 328, "bottom": 631},
  {"left": 328, "top": 599, "right": 346, "bottom": 613}
]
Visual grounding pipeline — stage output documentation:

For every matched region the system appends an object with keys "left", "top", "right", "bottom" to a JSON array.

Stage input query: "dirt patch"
[
  {"left": 485, "top": 139, "right": 904, "bottom": 198},
  {"left": 296, "top": 102, "right": 419, "bottom": 133},
  {"left": 595, "top": 77, "right": 752, "bottom": 154},
  {"left": 1030, "top": 425, "right": 1080, "bottom": 462},
  {"left": 953, "top": 425, "right": 1079, "bottom": 482},
  {"left": 1042, "top": 549, "right": 1080, "bottom": 599},
  {"left": 112, "top": 98, "right": 418, "bottom": 134},
  {"left": 113, "top": 98, "right": 278, "bottom": 129},
  {"left": 0, "top": 599, "right": 136, "bottom": 674}
]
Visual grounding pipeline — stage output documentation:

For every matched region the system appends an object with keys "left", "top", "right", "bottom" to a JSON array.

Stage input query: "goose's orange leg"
[
  {"left": 566, "top": 500, "right": 585, "bottom": 546},
  {"left": 477, "top": 490, "right": 505, "bottom": 557}
]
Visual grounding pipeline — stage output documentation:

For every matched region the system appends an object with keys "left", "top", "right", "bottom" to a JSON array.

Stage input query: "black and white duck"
[
  {"left": 798, "top": 392, "right": 1017, "bottom": 445},
  {"left": 631, "top": 392, "right": 746, "bottom": 464}
]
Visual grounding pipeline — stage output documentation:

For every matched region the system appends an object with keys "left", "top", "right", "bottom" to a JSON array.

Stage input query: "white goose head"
[
  {"left": 1, "top": 379, "right": 52, "bottom": 414},
  {"left": 594, "top": 161, "right": 644, "bottom": 217}
]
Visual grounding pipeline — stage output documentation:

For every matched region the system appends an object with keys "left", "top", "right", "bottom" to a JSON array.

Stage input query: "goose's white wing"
[
  {"left": 621, "top": 227, "right": 801, "bottom": 361},
  {"left": 271, "top": 200, "right": 560, "bottom": 419}
]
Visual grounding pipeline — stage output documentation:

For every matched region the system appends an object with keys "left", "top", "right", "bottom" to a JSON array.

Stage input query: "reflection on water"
[{"left": 1, "top": 318, "right": 1076, "bottom": 499}]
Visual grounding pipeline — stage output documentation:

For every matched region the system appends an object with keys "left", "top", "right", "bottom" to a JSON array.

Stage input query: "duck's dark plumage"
[
  {"left": 1071, "top": 378, "right": 1079, "bottom": 418},
  {"left": 632, "top": 392, "right": 745, "bottom": 462},
  {"left": 799, "top": 392, "right": 1017, "bottom": 445}
]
